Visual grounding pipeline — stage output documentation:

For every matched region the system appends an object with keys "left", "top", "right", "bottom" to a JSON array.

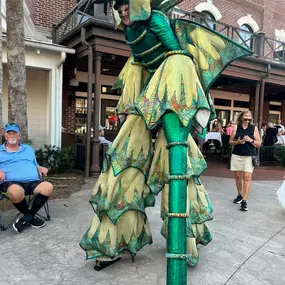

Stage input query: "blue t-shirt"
[{"left": 0, "top": 144, "right": 40, "bottom": 183}]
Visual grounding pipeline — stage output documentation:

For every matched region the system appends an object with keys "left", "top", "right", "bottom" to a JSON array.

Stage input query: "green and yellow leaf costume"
[{"left": 80, "top": 0, "right": 252, "bottom": 274}]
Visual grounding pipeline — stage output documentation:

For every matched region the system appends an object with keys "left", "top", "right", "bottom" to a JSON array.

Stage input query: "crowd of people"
[
  {"left": 203, "top": 117, "right": 284, "bottom": 148},
  {"left": 261, "top": 119, "right": 285, "bottom": 146},
  {"left": 194, "top": 112, "right": 284, "bottom": 212}
]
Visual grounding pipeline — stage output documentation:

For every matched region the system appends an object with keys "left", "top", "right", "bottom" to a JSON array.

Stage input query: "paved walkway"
[
  {"left": 204, "top": 158, "right": 285, "bottom": 181},
  {"left": 0, "top": 176, "right": 285, "bottom": 285}
]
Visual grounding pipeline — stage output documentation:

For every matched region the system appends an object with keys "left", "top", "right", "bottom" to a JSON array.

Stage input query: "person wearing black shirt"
[
  {"left": 275, "top": 119, "right": 285, "bottom": 134},
  {"left": 229, "top": 111, "right": 261, "bottom": 211},
  {"left": 263, "top": 122, "right": 278, "bottom": 146}
]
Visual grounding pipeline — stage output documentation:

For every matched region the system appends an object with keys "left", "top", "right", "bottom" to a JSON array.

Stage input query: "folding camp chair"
[{"left": 0, "top": 191, "right": 50, "bottom": 231}]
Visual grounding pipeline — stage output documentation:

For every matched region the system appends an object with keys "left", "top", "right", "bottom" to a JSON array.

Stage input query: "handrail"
[
  {"left": 54, "top": 0, "right": 89, "bottom": 29},
  {"left": 52, "top": 0, "right": 113, "bottom": 43}
]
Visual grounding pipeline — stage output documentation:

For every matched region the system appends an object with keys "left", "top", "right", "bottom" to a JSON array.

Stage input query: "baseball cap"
[
  {"left": 99, "top": 125, "right": 105, "bottom": 131},
  {"left": 5, "top": 123, "right": 20, "bottom": 133}
]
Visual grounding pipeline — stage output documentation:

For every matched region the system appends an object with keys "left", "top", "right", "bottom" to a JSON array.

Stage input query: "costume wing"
[{"left": 172, "top": 19, "right": 253, "bottom": 94}]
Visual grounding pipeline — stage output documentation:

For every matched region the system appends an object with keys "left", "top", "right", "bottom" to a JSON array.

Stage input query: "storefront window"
[
  {"left": 75, "top": 117, "right": 87, "bottom": 135},
  {"left": 214, "top": 98, "right": 231, "bottom": 107},
  {"left": 270, "top": 104, "right": 281, "bottom": 111},
  {"left": 101, "top": 85, "right": 121, "bottom": 96},
  {"left": 75, "top": 97, "right": 91, "bottom": 135},
  {"left": 234, "top": 100, "right": 249, "bottom": 108},
  {"left": 269, "top": 113, "right": 279, "bottom": 123},
  {"left": 76, "top": 98, "right": 87, "bottom": 115}
]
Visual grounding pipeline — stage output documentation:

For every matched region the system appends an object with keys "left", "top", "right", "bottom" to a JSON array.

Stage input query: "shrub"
[
  {"left": 22, "top": 139, "right": 33, "bottom": 146},
  {"left": 275, "top": 147, "right": 285, "bottom": 167},
  {"left": 35, "top": 144, "right": 75, "bottom": 173}
]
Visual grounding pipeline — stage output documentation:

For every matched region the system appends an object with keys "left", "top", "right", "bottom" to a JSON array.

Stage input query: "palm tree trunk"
[
  {"left": 0, "top": 0, "right": 3, "bottom": 143},
  {"left": 6, "top": 0, "right": 28, "bottom": 141}
]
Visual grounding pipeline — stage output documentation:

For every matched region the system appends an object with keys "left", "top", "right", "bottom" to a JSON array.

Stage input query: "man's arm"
[
  {"left": 37, "top": 166, "right": 48, "bottom": 177},
  {"left": 30, "top": 146, "right": 48, "bottom": 177},
  {"left": 0, "top": 170, "right": 5, "bottom": 181},
  {"left": 0, "top": 150, "right": 5, "bottom": 181},
  {"left": 99, "top": 137, "right": 112, "bottom": 146}
]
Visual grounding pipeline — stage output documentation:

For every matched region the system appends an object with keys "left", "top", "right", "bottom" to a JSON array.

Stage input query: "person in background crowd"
[
  {"left": 260, "top": 123, "right": 267, "bottom": 142},
  {"left": 226, "top": 121, "right": 234, "bottom": 136},
  {"left": 208, "top": 120, "right": 223, "bottom": 150},
  {"left": 108, "top": 112, "right": 118, "bottom": 130},
  {"left": 229, "top": 110, "right": 261, "bottom": 211},
  {"left": 99, "top": 126, "right": 112, "bottom": 146},
  {"left": 275, "top": 119, "right": 285, "bottom": 134},
  {"left": 263, "top": 122, "right": 278, "bottom": 146},
  {"left": 211, "top": 120, "right": 223, "bottom": 134},
  {"left": 193, "top": 128, "right": 207, "bottom": 152}
]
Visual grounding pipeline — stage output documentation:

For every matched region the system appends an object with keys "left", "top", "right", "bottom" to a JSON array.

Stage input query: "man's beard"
[{"left": 8, "top": 138, "right": 18, "bottom": 145}]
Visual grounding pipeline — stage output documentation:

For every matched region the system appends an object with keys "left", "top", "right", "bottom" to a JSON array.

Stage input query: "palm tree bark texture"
[
  {"left": 6, "top": 0, "right": 28, "bottom": 141},
  {"left": 0, "top": 0, "right": 3, "bottom": 140}
]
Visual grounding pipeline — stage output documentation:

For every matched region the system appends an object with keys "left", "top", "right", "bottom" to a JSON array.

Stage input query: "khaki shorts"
[{"left": 230, "top": 154, "right": 254, "bottom": 173}]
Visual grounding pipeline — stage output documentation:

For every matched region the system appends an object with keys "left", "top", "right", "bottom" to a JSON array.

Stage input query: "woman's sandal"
[{"left": 94, "top": 257, "right": 121, "bottom": 271}]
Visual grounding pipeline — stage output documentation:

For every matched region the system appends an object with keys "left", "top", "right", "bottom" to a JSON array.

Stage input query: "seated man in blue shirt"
[{"left": 0, "top": 123, "right": 53, "bottom": 233}]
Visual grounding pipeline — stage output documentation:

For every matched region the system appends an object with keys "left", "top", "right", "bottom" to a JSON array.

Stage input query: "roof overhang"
[{"left": 2, "top": 34, "right": 75, "bottom": 55}]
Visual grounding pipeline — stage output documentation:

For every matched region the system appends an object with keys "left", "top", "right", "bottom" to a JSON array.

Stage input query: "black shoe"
[
  {"left": 29, "top": 216, "right": 46, "bottom": 229},
  {"left": 240, "top": 200, "right": 248, "bottom": 211},
  {"left": 94, "top": 257, "right": 121, "bottom": 271},
  {"left": 13, "top": 216, "right": 30, "bottom": 233},
  {"left": 233, "top": 194, "right": 243, "bottom": 204}
]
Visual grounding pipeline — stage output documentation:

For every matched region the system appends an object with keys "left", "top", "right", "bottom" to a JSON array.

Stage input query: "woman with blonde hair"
[{"left": 229, "top": 110, "right": 261, "bottom": 211}]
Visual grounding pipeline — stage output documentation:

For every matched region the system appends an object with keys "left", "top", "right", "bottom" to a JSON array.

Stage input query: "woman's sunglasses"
[{"left": 243, "top": 119, "right": 252, "bottom": 122}]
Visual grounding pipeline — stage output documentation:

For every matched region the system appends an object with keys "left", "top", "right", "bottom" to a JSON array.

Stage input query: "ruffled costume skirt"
[{"left": 80, "top": 54, "right": 214, "bottom": 266}]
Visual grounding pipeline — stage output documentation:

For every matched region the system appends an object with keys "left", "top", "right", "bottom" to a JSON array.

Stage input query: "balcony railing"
[
  {"left": 171, "top": 9, "right": 285, "bottom": 63},
  {"left": 52, "top": 0, "right": 113, "bottom": 44},
  {"left": 53, "top": 2, "right": 285, "bottom": 63}
]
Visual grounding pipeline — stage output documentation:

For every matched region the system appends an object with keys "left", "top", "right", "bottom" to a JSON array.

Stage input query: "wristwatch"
[{"left": 251, "top": 140, "right": 255, "bottom": 144}]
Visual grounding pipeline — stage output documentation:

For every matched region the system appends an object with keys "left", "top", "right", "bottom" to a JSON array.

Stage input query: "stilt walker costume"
[{"left": 80, "top": 0, "right": 252, "bottom": 283}]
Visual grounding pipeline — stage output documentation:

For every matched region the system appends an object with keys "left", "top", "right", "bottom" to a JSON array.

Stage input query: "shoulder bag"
[{"left": 246, "top": 142, "right": 260, "bottom": 167}]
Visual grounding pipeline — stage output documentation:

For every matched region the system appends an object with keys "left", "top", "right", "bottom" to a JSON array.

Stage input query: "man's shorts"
[{"left": 0, "top": 181, "right": 44, "bottom": 196}]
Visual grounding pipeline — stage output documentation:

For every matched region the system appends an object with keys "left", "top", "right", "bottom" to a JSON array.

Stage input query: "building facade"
[
  {"left": 23, "top": 0, "right": 285, "bottom": 150},
  {"left": 179, "top": 0, "right": 285, "bottom": 39},
  {"left": 177, "top": 0, "right": 285, "bottom": 125}
]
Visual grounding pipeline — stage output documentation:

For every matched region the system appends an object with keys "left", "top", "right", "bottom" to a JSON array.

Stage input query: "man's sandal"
[{"left": 94, "top": 257, "right": 121, "bottom": 271}]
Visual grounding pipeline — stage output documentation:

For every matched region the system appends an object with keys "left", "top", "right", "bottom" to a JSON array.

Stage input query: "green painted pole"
[{"left": 162, "top": 112, "right": 190, "bottom": 285}]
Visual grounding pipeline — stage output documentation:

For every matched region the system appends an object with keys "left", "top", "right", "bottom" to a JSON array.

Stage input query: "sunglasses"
[{"left": 243, "top": 119, "right": 252, "bottom": 122}]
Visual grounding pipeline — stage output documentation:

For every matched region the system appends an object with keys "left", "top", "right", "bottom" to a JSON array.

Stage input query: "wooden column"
[
  {"left": 281, "top": 101, "right": 285, "bottom": 122},
  {"left": 258, "top": 79, "right": 266, "bottom": 133},
  {"left": 254, "top": 81, "right": 261, "bottom": 127},
  {"left": 90, "top": 52, "right": 103, "bottom": 177}
]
